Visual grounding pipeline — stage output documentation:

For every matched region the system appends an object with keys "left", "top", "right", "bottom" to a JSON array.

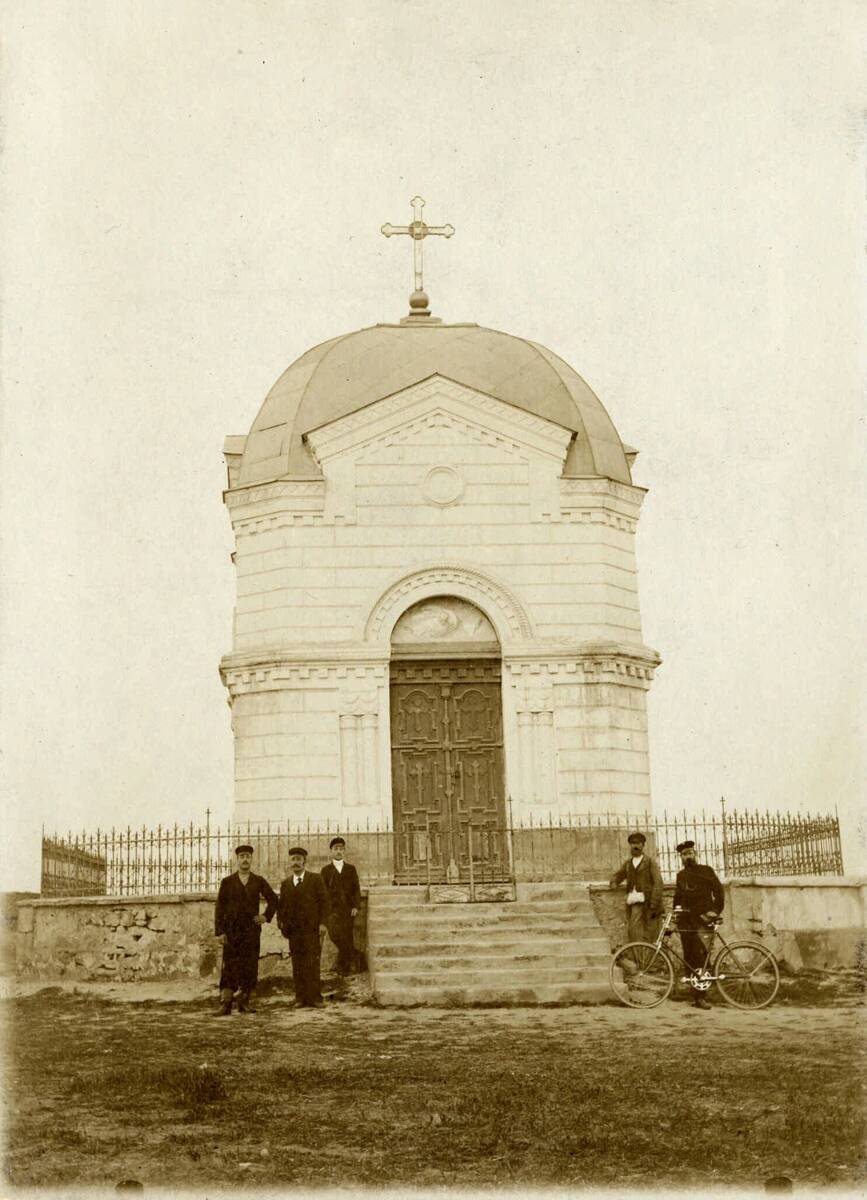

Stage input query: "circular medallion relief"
[{"left": 422, "top": 465, "right": 465, "bottom": 506}]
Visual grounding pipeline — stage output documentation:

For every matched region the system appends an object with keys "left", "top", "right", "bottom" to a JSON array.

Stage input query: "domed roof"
[{"left": 236, "top": 321, "right": 632, "bottom": 486}]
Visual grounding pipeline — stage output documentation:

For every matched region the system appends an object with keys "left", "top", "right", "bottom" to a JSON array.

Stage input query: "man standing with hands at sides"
[
  {"left": 609, "top": 831, "right": 664, "bottom": 944},
  {"left": 214, "top": 843, "right": 278, "bottom": 1016},
  {"left": 673, "top": 840, "right": 725, "bottom": 1011},
  {"left": 321, "top": 837, "right": 362, "bottom": 976},
  {"left": 277, "top": 847, "right": 330, "bottom": 1009}
]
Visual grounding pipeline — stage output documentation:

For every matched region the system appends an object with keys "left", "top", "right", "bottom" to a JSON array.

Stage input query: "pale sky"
[{"left": 2, "top": 1, "right": 865, "bottom": 889}]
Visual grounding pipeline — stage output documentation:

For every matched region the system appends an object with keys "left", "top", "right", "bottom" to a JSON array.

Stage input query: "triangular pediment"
[{"left": 303, "top": 375, "right": 573, "bottom": 469}]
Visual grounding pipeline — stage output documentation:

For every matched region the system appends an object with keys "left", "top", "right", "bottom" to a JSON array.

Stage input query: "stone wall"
[
  {"left": 17, "top": 877, "right": 865, "bottom": 983},
  {"left": 725, "top": 877, "right": 866, "bottom": 973},
  {"left": 16, "top": 892, "right": 368, "bottom": 984},
  {"left": 590, "top": 876, "right": 866, "bottom": 973},
  {"left": 1, "top": 892, "right": 39, "bottom": 975}
]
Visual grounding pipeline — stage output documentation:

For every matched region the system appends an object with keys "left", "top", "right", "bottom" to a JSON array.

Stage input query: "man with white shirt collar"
[
  {"left": 321, "top": 837, "right": 362, "bottom": 976},
  {"left": 609, "top": 831, "right": 663, "bottom": 944},
  {"left": 277, "top": 847, "right": 330, "bottom": 1009}
]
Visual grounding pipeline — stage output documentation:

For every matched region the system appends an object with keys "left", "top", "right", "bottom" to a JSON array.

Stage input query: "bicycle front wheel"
[
  {"left": 610, "top": 941, "right": 674, "bottom": 1008},
  {"left": 714, "top": 941, "right": 780, "bottom": 1009}
]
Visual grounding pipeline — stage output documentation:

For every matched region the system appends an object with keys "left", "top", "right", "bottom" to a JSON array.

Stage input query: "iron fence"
[
  {"left": 41, "top": 802, "right": 843, "bottom": 898},
  {"left": 722, "top": 806, "right": 844, "bottom": 877},
  {"left": 41, "top": 837, "right": 107, "bottom": 898}
]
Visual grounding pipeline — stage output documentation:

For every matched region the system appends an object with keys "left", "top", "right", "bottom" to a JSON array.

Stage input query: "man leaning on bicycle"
[{"left": 673, "top": 840, "right": 725, "bottom": 1010}]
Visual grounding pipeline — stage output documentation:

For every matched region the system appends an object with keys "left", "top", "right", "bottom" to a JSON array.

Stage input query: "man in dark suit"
[
  {"left": 320, "top": 836, "right": 362, "bottom": 976},
  {"left": 673, "top": 839, "right": 725, "bottom": 1010},
  {"left": 214, "top": 843, "right": 278, "bottom": 1016},
  {"left": 277, "top": 846, "right": 330, "bottom": 1008},
  {"left": 608, "top": 831, "right": 664, "bottom": 944}
]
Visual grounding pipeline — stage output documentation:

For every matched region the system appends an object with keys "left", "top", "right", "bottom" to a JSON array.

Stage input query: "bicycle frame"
[{"left": 651, "top": 909, "right": 725, "bottom": 986}]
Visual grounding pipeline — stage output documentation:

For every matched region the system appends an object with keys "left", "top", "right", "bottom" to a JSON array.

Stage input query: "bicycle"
[{"left": 609, "top": 907, "right": 780, "bottom": 1009}]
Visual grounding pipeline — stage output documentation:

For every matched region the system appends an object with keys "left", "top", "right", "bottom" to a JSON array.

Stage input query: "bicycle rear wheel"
[
  {"left": 714, "top": 941, "right": 780, "bottom": 1009},
  {"left": 610, "top": 941, "right": 674, "bottom": 1008}
]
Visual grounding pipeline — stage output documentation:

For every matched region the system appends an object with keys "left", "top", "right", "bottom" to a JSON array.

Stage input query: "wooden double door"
[{"left": 390, "top": 659, "right": 508, "bottom": 883}]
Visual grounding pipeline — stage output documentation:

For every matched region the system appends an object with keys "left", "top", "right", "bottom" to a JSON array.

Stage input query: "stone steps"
[
  {"left": 372, "top": 951, "right": 612, "bottom": 974},
  {"left": 368, "top": 920, "right": 602, "bottom": 940},
  {"left": 369, "top": 905, "right": 597, "bottom": 923},
  {"left": 371, "top": 933, "right": 611, "bottom": 954},
  {"left": 370, "top": 903, "right": 597, "bottom": 919},
  {"left": 366, "top": 883, "right": 613, "bottom": 1007},
  {"left": 372, "top": 979, "right": 613, "bottom": 1007},
  {"left": 372, "top": 937, "right": 607, "bottom": 959},
  {"left": 378, "top": 963, "right": 607, "bottom": 987}
]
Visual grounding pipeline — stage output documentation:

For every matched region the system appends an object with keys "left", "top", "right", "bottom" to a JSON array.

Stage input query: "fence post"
[
  {"left": 468, "top": 824, "right": 475, "bottom": 902},
  {"left": 720, "top": 796, "right": 729, "bottom": 877},
  {"left": 833, "top": 804, "right": 843, "bottom": 874}
]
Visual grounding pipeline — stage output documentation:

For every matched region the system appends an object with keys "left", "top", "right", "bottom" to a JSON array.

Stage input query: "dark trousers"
[
  {"left": 327, "top": 913, "right": 355, "bottom": 974},
  {"left": 288, "top": 929, "right": 322, "bottom": 1004},
  {"left": 627, "top": 903, "right": 658, "bottom": 943},
  {"left": 677, "top": 919, "right": 710, "bottom": 972},
  {"left": 219, "top": 935, "right": 260, "bottom": 995}
]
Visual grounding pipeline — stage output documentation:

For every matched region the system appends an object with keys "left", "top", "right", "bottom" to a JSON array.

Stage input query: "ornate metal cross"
[{"left": 381, "top": 196, "right": 454, "bottom": 312}]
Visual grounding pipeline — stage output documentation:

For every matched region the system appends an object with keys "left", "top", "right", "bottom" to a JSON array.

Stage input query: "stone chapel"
[{"left": 220, "top": 217, "right": 660, "bottom": 882}]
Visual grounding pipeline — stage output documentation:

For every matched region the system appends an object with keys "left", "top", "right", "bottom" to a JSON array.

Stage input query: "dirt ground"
[{"left": 1, "top": 979, "right": 864, "bottom": 1195}]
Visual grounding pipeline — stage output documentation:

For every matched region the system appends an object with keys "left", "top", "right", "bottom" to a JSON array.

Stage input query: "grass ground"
[{"left": 2, "top": 983, "right": 864, "bottom": 1193}]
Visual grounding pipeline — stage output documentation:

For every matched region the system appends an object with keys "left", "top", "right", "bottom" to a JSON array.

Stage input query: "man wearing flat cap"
[
  {"left": 673, "top": 840, "right": 725, "bottom": 1009},
  {"left": 277, "top": 847, "right": 330, "bottom": 1008},
  {"left": 214, "top": 843, "right": 278, "bottom": 1016},
  {"left": 609, "top": 831, "right": 664, "bottom": 944},
  {"left": 321, "top": 837, "right": 362, "bottom": 976}
]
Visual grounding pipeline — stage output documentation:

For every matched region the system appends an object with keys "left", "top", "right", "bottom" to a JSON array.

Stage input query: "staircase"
[{"left": 366, "top": 882, "right": 612, "bottom": 1006}]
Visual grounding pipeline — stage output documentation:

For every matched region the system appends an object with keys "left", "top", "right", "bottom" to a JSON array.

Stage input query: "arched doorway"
[{"left": 389, "top": 597, "right": 508, "bottom": 883}]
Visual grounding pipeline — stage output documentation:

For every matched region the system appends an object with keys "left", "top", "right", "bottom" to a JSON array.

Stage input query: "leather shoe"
[
  {"left": 214, "top": 1003, "right": 232, "bottom": 1017},
  {"left": 693, "top": 995, "right": 712, "bottom": 1010}
]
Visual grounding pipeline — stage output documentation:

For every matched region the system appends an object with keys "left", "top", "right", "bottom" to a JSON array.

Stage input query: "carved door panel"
[
  {"left": 390, "top": 661, "right": 507, "bottom": 882},
  {"left": 450, "top": 682, "right": 508, "bottom": 880},
  {"left": 390, "top": 681, "right": 447, "bottom": 881}
]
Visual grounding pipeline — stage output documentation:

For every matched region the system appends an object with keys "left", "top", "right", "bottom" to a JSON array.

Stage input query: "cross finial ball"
[{"left": 381, "top": 196, "right": 454, "bottom": 318}]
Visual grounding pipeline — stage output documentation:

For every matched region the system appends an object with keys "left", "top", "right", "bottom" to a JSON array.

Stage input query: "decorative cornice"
[
  {"left": 233, "top": 511, "right": 334, "bottom": 535},
  {"left": 222, "top": 658, "right": 389, "bottom": 695},
  {"left": 555, "top": 476, "right": 646, "bottom": 532},
  {"left": 225, "top": 479, "right": 326, "bottom": 508},
  {"left": 504, "top": 640, "right": 661, "bottom": 686},
  {"left": 224, "top": 478, "right": 329, "bottom": 534},
  {"left": 221, "top": 644, "right": 390, "bottom": 671},
  {"left": 551, "top": 508, "right": 637, "bottom": 532},
  {"left": 218, "top": 639, "right": 662, "bottom": 693},
  {"left": 559, "top": 477, "right": 647, "bottom": 504}
]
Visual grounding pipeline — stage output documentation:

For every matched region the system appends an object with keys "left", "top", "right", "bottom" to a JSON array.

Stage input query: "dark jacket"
[
  {"left": 277, "top": 871, "right": 329, "bottom": 937},
  {"left": 673, "top": 862, "right": 724, "bottom": 918},
  {"left": 609, "top": 855, "right": 664, "bottom": 915},
  {"left": 320, "top": 861, "right": 362, "bottom": 915},
  {"left": 214, "top": 872, "right": 277, "bottom": 939}
]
